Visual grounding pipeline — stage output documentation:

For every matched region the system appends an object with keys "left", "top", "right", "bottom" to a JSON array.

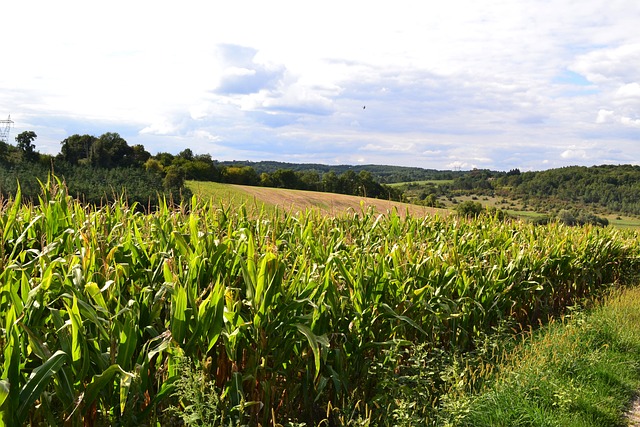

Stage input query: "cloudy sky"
[{"left": 2, "top": 1, "right": 639, "bottom": 171}]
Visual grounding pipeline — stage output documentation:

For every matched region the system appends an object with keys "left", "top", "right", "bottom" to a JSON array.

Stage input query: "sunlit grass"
[
  {"left": 448, "top": 286, "right": 640, "bottom": 426},
  {"left": 186, "top": 180, "right": 275, "bottom": 211}
]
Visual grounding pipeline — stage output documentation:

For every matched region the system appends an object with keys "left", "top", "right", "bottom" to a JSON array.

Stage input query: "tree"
[
  {"left": 299, "top": 170, "right": 321, "bottom": 191},
  {"left": 90, "top": 132, "right": 133, "bottom": 168},
  {"left": 144, "top": 158, "right": 164, "bottom": 174},
  {"left": 222, "top": 166, "right": 259, "bottom": 185},
  {"left": 131, "top": 144, "right": 151, "bottom": 167},
  {"left": 15, "top": 131, "right": 38, "bottom": 162},
  {"left": 0, "top": 140, "right": 8, "bottom": 162},
  {"left": 322, "top": 171, "right": 338, "bottom": 193},
  {"left": 178, "top": 148, "right": 194, "bottom": 161},
  {"left": 154, "top": 152, "right": 175, "bottom": 168},
  {"left": 424, "top": 194, "right": 438, "bottom": 207},
  {"left": 557, "top": 209, "right": 576, "bottom": 226},
  {"left": 163, "top": 165, "right": 185, "bottom": 191},
  {"left": 455, "top": 200, "right": 484, "bottom": 218},
  {"left": 59, "top": 134, "right": 97, "bottom": 165},
  {"left": 270, "top": 169, "right": 301, "bottom": 189}
]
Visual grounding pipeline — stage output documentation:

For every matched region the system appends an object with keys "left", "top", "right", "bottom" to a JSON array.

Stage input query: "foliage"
[
  {"left": 217, "top": 160, "right": 464, "bottom": 183},
  {"left": 0, "top": 163, "right": 190, "bottom": 207},
  {"left": 1, "top": 180, "right": 639, "bottom": 425},
  {"left": 557, "top": 209, "right": 609, "bottom": 227},
  {"left": 59, "top": 134, "right": 97, "bottom": 166},
  {"left": 15, "top": 131, "right": 38, "bottom": 162},
  {"left": 455, "top": 200, "right": 484, "bottom": 218},
  {"left": 502, "top": 165, "right": 640, "bottom": 216},
  {"left": 447, "top": 286, "right": 640, "bottom": 426},
  {"left": 166, "top": 356, "right": 246, "bottom": 426}
]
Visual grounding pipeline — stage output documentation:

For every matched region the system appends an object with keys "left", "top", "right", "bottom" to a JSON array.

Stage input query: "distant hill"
[
  {"left": 492, "top": 165, "right": 640, "bottom": 216},
  {"left": 217, "top": 160, "right": 464, "bottom": 183},
  {"left": 185, "top": 162, "right": 640, "bottom": 218}
]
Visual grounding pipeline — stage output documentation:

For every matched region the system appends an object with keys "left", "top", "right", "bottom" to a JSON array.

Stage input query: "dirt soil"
[{"left": 628, "top": 397, "right": 640, "bottom": 426}]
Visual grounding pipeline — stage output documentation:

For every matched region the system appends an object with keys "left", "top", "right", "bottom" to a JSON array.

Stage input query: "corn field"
[{"left": 1, "top": 179, "right": 639, "bottom": 426}]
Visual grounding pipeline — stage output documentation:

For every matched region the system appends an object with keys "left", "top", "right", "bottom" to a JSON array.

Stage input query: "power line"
[{"left": 0, "top": 115, "right": 13, "bottom": 143}]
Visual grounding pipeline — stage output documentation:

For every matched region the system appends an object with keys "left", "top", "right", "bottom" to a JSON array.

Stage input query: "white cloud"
[
  {"left": 596, "top": 109, "right": 615, "bottom": 124},
  {"left": 620, "top": 116, "right": 640, "bottom": 127},
  {"left": 3, "top": 0, "right": 640, "bottom": 170},
  {"left": 561, "top": 149, "right": 587, "bottom": 160},
  {"left": 189, "top": 130, "right": 222, "bottom": 142},
  {"left": 362, "top": 143, "right": 416, "bottom": 153},
  {"left": 447, "top": 161, "right": 471, "bottom": 170},
  {"left": 616, "top": 82, "right": 640, "bottom": 99},
  {"left": 571, "top": 44, "right": 640, "bottom": 86}
]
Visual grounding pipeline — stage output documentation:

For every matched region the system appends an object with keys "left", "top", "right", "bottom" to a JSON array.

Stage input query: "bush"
[{"left": 456, "top": 201, "right": 484, "bottom": 218}]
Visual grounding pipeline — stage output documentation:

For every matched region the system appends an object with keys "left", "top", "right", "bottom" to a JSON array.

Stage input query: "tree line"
[
  {"left": 0, "top": 131, "right": 402, "bottom": 205},
  {"left": 444, "top": 166, "right": 640, "bottom": 217},
  {"left": 4, "top": 129, "right": 640, "bottom": 217}
]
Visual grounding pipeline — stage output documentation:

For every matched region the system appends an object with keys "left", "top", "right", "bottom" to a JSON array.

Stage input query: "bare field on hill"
[{"left": 187, "top": 180, "right": 444, "bottom": 217}]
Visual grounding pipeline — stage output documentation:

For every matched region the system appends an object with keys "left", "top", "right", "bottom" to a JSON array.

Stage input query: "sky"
[{"left": 1, "top": 0, "right": 639, "bottom": 171}]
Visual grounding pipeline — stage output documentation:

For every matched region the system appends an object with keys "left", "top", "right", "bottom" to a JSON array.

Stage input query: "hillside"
[
  {"left": 216, "top": 160, "right": 463, "bottom": 183},
  {"left": 187, "top": 180, "right": 444, "bottom": 217}
]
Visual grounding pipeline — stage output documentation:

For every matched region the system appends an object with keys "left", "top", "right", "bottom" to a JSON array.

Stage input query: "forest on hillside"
[
  {"left": 444, "top": 166, "right": 640, "bottom": 217},
  {"left": 2, "top": 130, "right": 640, "bottom": 218},
  {"left": 0, "top": 132, "right": 402, "bottom": 205}
]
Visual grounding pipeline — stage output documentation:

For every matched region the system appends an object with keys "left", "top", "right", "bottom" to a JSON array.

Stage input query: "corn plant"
[{"left": 1, "top": 178, "right": 639, "bottom": 425}]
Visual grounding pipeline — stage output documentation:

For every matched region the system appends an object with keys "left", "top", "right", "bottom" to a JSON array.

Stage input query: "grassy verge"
[
  {"left": 442, "top": 286, "right": 640, "bottom": 427},
  {"left": 186, "top": 180, "right": 274, "bottom": 210}
]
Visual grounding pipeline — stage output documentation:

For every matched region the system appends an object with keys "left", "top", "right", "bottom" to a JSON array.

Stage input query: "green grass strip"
[{"left": 445, "top": 286, "right": 640, "bottom": 427}]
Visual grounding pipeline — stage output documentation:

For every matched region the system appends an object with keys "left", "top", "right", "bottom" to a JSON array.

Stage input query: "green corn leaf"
[
  {"left": 138, "top": 376, "right": 177, "bottom": 421},
  {"left": 197, "top": 280, "right": 226, "bottom": 353},
  {"left": 17, "top": 350, "right": 68, "bottom": 426},
  {"left": 119, "top": 371, "right": 134, "bottom": 415},
  {"left": 380, "top": 303, "right": 428, "bottom": 336},
  {"left": 116, "top": 311, "right": 139, "bottom": 370},
  {"left": 171, "top": 284, "right": 188, "bottom": 345},
  {"left": 1, "top": 183, "right": 21, "bottom": 247},
  {"left": 0, "top": 380, "right": 9, "bottom": 420},
  {"left": 65, "top": 296, "right": 88, "bottom": 380},
  {"left": 295, "top": 324, "right": 328, "bottom": 379},
  {"left": 78, "top": 364, "right": 130, "bottom": 418},
  {"left": 84, "top": 281, "right": 107, "bottom": 310}
]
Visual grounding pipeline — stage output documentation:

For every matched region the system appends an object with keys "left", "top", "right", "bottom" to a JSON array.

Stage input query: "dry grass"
[{"left": 187, "top": 180, "right": 446, "bottom": 217}]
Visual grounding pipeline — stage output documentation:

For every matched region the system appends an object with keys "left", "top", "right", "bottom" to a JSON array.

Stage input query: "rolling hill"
[{"left": 186, "top": 180, "right": 444, "bottom": 217}]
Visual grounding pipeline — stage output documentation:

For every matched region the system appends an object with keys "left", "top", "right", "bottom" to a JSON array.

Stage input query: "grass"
[
  {"left": 607, "top": 216, "right": 640, "bottom": 229},
  {"left": 189, "top": 181, "right": 640, "bottom": 229},
  {"left": 443, "top": 285, "right": 640, "bottom": 426},
  {"left": 186, "top": 180, "right": 275, "bottom": 211},
  {"left": 186, "top": 180, "right": 444, "bottom": 217}
]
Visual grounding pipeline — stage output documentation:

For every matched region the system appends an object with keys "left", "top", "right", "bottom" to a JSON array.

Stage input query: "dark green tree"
[
  {"left": 178, "top": 148, "right": 194, "bottom": 161},
  {"left": 154, "top": 152, "right": 175, "bottom": 168},
  {"left": 455, "top": 200, "right": 484, "bottom": 218},
  {"left": 15, "top": 131, "right": 38, "bottom": 162},
  {"left": 270, "top": 169, "right": 301, "bottom": 189},
  {"left": 0, "top": 140, "right": 8, "bottom": 162},
  {"left": 131, "top": 144, "right": 151, "bottom": 167},
  {"left": 163, "top": 165, "right": 185, "bottom": 191},
  {"left": 322, "top": 171, "right": 339, "bottom": 193},
  {"left": 59, "top": 134, "right": 97, "bottom": 165},
  {"left": 299, "top": 170, "right": 321, "bottom": 191},
  {"left": 90, "top": 132, "right": 133, "bottom": 168}
]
